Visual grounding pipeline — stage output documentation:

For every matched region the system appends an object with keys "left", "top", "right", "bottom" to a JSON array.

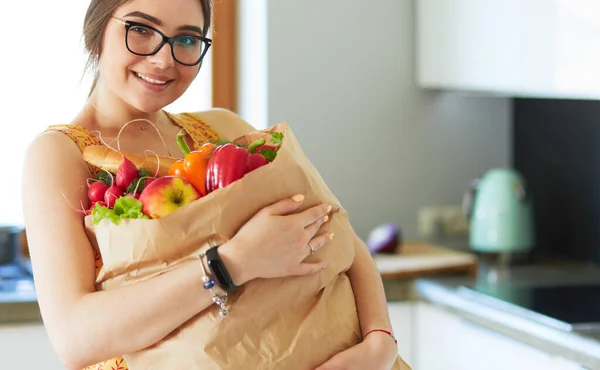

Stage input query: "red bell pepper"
[{"left": 205, "top": 139, "right": 270, "bottom": 194}]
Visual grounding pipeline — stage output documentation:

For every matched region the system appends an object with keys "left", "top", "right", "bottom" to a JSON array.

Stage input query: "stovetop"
[{"left": 459, "top": 284, "right": 600, "bottom": 332}]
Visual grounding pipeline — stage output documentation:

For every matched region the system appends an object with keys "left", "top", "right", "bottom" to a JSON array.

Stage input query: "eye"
[
  {"left": 130, "top": 26, "right": 152, "bottom": 35},
  {"left": 176, "top": 36, "right": 199, "bottom": 47}
]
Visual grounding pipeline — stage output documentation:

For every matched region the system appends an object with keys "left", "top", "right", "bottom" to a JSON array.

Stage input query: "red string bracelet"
[{"left": 364, "top": 329, "right": 397, "bottom": 344}]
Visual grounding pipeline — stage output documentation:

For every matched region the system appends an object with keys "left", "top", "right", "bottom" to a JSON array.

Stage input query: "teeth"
[{"left": 135, "top": 72, "right": 168, "bottom": 85}]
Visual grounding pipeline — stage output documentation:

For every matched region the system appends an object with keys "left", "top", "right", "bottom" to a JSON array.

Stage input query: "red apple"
[{"left": 139, "top": 176, "right": 202, "bottom": 219}]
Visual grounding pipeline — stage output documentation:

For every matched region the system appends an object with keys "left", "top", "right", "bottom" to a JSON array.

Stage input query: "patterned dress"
[{"left": 45, "top": 111, "right": 220, "bottom": 370}]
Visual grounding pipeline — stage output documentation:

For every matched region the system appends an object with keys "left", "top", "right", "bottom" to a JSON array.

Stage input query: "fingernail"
[
  {"left": 292, "top": 194, "right": 305, "bottom": 202},
  {"left": 329, "top": 232, "right": 336, "bottom": 240},
  {"left": 326, "top": 205, "right": 332, "bottom": 212},
  {"left": 323, "top": 215, "right": 329, "bottom": 223}
]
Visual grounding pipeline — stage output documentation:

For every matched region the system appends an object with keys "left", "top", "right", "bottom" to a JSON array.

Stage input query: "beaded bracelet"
[
  {"left": 198, "top": 252, "right": 229, "bottom": 317},
  {"left": 364, "top": 329, "right": 397, "bottom": 345}
]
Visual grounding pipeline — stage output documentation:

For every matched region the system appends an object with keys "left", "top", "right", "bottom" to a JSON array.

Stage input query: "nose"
[{"left": 148, "top": 42, "right": 175, "bottom": 69}]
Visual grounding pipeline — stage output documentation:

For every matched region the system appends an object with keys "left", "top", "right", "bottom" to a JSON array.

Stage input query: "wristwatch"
[{"left": 206, "top": 246, "right": 238, "bottom": 293}]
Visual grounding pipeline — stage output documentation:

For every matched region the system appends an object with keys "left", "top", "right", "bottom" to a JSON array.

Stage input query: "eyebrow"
[{"left": 123, "top": 11, "right": 205, "bottom": 36}]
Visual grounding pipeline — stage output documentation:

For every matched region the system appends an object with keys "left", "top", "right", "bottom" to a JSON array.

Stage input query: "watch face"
[{"left": 207, "top": 246, "right": 237, "bottom": 292}]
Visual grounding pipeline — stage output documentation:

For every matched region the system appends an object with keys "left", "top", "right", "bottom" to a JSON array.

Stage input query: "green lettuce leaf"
[{"left": 92, "top": 196, "right": 149, "bottom": 225}]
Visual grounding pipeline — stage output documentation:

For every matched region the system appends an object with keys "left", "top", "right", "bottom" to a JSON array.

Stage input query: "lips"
[{"left": 133, "top": 71, "right": 174, "bottom": 85}]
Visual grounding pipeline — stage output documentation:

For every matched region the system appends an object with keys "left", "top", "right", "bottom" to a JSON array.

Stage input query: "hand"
[
  {"left": 314, "top": 332, "right": 398, "bottom": 370},
  {"left": 219, "top": 194, "right": 333, "bottom": 285}
]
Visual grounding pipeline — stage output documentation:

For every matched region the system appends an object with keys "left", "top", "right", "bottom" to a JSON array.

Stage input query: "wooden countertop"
[{"left": 372, "top": 242, "right": 478, "bottom": 279}]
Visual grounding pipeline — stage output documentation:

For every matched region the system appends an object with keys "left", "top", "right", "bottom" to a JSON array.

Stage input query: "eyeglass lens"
[{"left": 127, "top": 24, "right": 206, "bottom": 65}]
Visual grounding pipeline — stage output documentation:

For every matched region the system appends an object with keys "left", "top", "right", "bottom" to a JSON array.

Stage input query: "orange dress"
[{"left": 45, "top": 112, "right": 220, "bottom": 370}]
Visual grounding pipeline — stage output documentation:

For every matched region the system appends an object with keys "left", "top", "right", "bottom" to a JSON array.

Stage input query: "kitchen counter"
[
  {"left": 382, "top": 260, "right": 600, "bottom": 370},
  {"left": 3, "top": 249, "right": 600, "bottom": 369},
  {"left": 0, "top": 299, "right": 41, "bottom": 323},
  {"left": 0, "top": 262, "right": 41, "bottom": 324}
]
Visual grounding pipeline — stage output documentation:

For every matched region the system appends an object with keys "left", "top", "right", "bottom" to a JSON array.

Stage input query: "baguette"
[{"left": 82, "top": 145, "right": 179, "bottom": 177}]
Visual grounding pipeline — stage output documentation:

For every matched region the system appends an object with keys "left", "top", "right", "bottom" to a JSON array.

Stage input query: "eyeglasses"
[{"left": 111, "top": 16, "right": 212, "bottom": 66}]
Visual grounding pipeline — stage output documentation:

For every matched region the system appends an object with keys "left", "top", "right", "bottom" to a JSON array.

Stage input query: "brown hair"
[{"left": 82, "top": 0, "right": 213, "bottom": 96}]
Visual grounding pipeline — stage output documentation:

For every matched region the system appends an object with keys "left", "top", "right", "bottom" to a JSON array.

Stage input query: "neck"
[{"left": 83, "top": 78, "right": 164, "bottom": 132}]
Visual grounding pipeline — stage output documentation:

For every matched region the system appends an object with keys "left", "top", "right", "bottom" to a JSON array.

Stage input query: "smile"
[{"left": 134, "top": 72, "right": 171, "bottom": 85}]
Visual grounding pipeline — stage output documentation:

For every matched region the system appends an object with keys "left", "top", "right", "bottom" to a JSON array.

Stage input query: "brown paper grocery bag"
[{"left": 84, "top": 122, "right": 409, "bottom": 370}]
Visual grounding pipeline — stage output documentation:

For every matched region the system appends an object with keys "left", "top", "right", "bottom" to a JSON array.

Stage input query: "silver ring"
[{"left": 308, "top": 242, "right": 316, "bottom": 255}]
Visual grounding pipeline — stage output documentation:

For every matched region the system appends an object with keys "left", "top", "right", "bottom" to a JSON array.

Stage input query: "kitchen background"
[
  {"left": 240, "top": 0, "right": 511, "bottom": 245},
  {"left": 515, "top": 98, "right": 600, "bottom": 264},
  {"left": 2, "top": 0, "right": 600, "bottom": 369}
]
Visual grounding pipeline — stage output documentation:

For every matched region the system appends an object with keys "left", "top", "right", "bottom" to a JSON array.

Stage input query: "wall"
[
  {"left": 237, "top": 0, "right": 268, "bottom": 130},
  {"left": 239, "top": 0, "right": 511, "bottom": 240},
  {"left": 514, "top": 98, "right": 600, "bottom": 263},
  {"left": 0, "top": 1, "right": 213, "bottom": 226}
]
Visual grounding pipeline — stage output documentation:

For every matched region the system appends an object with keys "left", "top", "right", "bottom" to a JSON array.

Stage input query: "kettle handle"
[{"left": 462, "top": 179, "right": 480, "bottom": 219}]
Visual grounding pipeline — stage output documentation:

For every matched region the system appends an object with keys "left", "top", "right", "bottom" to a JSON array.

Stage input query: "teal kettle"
[{"left": 463, "top": 168, "right": 535, "bottom": 254}]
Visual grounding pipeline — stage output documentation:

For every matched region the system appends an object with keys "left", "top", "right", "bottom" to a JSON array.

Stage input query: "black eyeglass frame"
[{"left": 111, "top": 16, "right": 212, "bottom": 67}]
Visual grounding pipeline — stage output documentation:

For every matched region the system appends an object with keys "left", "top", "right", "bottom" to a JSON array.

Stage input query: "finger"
[
  {"left": 297, "top": 203, "right": 332, "bottom": 227},
  {"left": 305, "top": 213, "right": 329, "bottom": 236},
  {"left": 291, "top": 261, "right": 328, "bottom": 276},
  {"left": 307, "top": 230, "right": 335, "bottom": 254},
  {"left": 264, "top": 194, "right": 305, "bottom": 216}
]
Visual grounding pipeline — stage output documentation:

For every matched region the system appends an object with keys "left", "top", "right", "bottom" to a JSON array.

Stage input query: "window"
[{"left": 0, "top": 1, "right": 213, "bottom": 226}]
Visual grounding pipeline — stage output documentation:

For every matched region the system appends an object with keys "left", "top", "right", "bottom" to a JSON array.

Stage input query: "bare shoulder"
[
  {"left": 23, "top": 130, "right": 90, "bottom": 189},
  {"left": 22, "top": 129, "right": 92, "bottom": 253},
  {"left": 190, "top": 108, "right": 257, "bottom": 141},
  {"left": 22, "top": 129, "right": 97, "bottom": 298}
]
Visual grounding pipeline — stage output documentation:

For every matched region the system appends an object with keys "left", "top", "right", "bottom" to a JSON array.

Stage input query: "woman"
[{"left": 21, "top": 0, "right": 402, "bottom": 369}]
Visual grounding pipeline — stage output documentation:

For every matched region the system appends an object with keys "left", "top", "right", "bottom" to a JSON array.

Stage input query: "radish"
[
  {"left": 105, "top": 186, "right": 124, "bottom": 208},
  {"left": 116, "top": 154, "right": 139, "bottom": 189},
  {"left": 88, "top": 181, "right": 109, "bottom": 204}
]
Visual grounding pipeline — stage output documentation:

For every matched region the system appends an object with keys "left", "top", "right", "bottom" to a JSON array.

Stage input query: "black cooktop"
[{"left": 459, "top": 284, "right": 600, "bottom": 331}]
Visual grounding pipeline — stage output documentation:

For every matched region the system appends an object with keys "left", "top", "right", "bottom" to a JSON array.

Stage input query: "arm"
[
  {"left": 314, "top": 232, "right": 400, "bottom": 370},
  {"left": 22, "top": 132, "right": 226, "bottom": 369},
  {"left": 347, "top": 233, "right": 395, "bottom": 337},
  {"left": 346, "top": 233, "right": 399, "bottom": 361}
]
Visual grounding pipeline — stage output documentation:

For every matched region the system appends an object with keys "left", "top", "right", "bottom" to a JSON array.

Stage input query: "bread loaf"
[{"left": 82, "top": 145, "right": 179, "bottom": 177}]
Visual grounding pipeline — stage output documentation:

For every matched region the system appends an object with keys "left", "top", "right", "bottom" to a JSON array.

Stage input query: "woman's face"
[{"left": 99, "top": 0, "right": 205, "bottom": 113}]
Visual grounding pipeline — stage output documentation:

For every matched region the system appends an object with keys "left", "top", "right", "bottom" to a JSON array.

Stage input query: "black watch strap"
[{"left": 206, "top": 246, "right": 238, "bottom": 292}]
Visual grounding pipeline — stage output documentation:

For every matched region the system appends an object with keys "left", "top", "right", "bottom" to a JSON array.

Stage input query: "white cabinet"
[
  {"left": 388, "top": 302, "right": 414, "bottom": 367},
  {"left": 416, "top": 0, "right": 600, "bottom": 100},
  {"left": 413, "top": 302, "right": 585, "bottom": 370},
  {"left": 0, "top": 323, "right": 63, "bottom": 369}
]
